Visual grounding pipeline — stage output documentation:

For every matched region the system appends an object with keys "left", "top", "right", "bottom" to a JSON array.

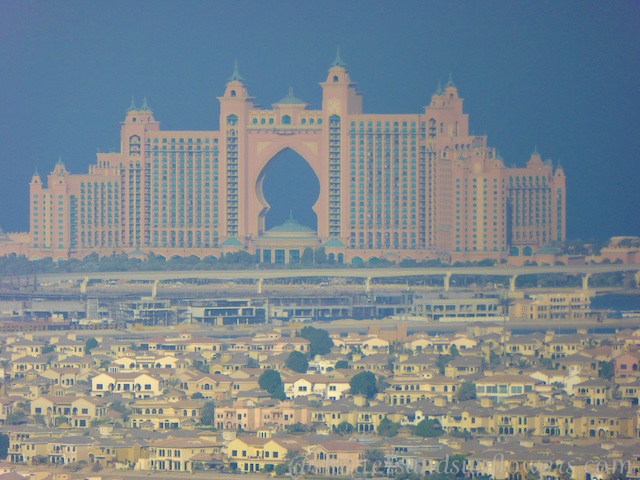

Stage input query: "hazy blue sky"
[{"left": 1, "top": 1, "right": 638, "bottom": 239}]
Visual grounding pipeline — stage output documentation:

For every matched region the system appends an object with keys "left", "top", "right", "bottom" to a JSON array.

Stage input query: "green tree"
[
  {"left": 285, "top": 422, "right": 308, "bottom": 433},
  {"left": 456, "top": 381, "right": 477, "bottom": 402},
  {"left": 436, "top": 454, "right": 468, "bottom": 480},
  {"left": 110, "top": 400, "right": 131, "bottom": 422},
  {"left": 538, "top": 357, "right": 554, "bottom": 369},
  {"left": 0, "top": 433, "right": 9, "bottom": 459},
  {"left": 55, "top": 416, "right": 69, "bottom": 427},
  {"left": 413, "top": 419, "right": 444, "bottom": 438},
  {"left": 335, "top": 360, "right": 349, "bottom": 369},
  {"left": 286, "top": 351, "right": 309, "bottom": 373},
  {"left": 301, "top": 247, "right": 314, "bottom": 265},
  {"left": 275, "top": 463, "right": 289, "bottom": 476},
  {"left": 33, "top": 413, "right": 46, "bottom": 425},
  {"left": 556, "top": 465, "right": 572, "bottom": 480},
  {"left": 247, "top": 357, "right": 260, "bottom": 368},
  {"left": 5, "top": 411, "right": 27, "bottom": 425},
  {"left": 193, "top": 360, "right": 210, "bottom": 373},
  {"left": 376, "top": 374, "right": 390, "bottom": 393},
  {"left": 276, "top": 449, "right": 302, "bottom": 476},
  {"left": 259, "top": 369, "right": 286, "bottom": 400},
  {"left": 364, "top": 449, "right": 386, "bottom": 472},
  {"left": 377, "top": 417, "right": 400, "bottom": 437},
  {"left": 436, "top": 354, "right": 453, "bottom": 374},
  {"left": 85, "top": 337, "right": 99, "bottom": 354},
  {"left": 525, "top": 467, "right": 540, "bottom": 480},
  {"left": 314, "top": 247, "right": 327, "bottom": 264},
  {"left": 334, "top": 421, "right": 354, "bottom": 434},
  {"left": 608, "top": 462, "right": 628, "bottom": 480},
  {"left": 200, "top": 401, "right": 216, "bottom": 426},
  {"left": 350, "top": 371, "right": 378, "bottom": 398},
  {"left": 489, "top": 350, "right": 502, "bottom": 367},
  {"left": 299, "top": 326, "right": 334, "bottom": 357},
  {"left": 598, "top": 360, "right": 615, "bottom": 380}
]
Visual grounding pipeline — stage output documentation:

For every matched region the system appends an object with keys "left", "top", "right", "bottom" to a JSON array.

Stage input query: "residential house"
[
  {"left": 283, "top": 374, "right": 351, "bottom": 400},
  {"left": 475, "top": 374, "right": 541, "bottom": 403},
  {"left": 30, "top": 395, "right": 108, "bottom": 428},
  {"left": 91, "top": 372, "right": 163, "bottom": 398},
  {"left": 177, "top": 372, "right": 234, "bottom": 401},
  {"left": 331, "top": 335, "right": 389, "bottom": 355},
  {"left": 444, "top": 356, "right": 483, "bottom": 378},
  {"left": 5, "top": 339, "right": 45, "bottom": 360},
  {"left": 145, "top": 436, "right": 220, "bottom": 472},
  {"left": 129, "top": 399, "right": 204, "bottom": 429},
  {"left": 386, "top": 375, "right": 460, "bottom": 404},
  {"left": 226, "top": 433, "right": 293, "bottom": 473},
  {"left": 214, "top": 400, "right": 309, "bottom": 431},
  {"left": 614, "top": 352, "right": 640, "bottom": 379},
  {"left": 573, "top": 379, "right": 614, "bottom": 405},
  {"left": 307, "top": 440, "right": 366, "bottom": 476}
]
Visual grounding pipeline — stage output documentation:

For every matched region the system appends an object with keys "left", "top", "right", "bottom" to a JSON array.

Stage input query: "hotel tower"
[{"left": 29, "top": 51, "right": 566, "bottom": 264}]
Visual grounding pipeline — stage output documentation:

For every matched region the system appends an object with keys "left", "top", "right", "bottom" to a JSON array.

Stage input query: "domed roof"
[
  {"left": 275, "top": 87, "right": 307, "bottom": 106},
  {"left": 267, "top": 218, "right": 314, "bottom": 234}
]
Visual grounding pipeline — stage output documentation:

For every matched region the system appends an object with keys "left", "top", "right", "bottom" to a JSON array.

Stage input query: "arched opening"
[{"left": 257, "top": 148, "right": 320, "bottom": 232}]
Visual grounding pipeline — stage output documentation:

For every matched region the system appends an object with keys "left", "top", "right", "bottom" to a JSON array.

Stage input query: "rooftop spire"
[
  {"left": 446, "top": 73, "right": 456, "bottom": 87},
  {"left": 331, "top": 46, "right": 347, "bottom": 68},
  {"left": 228, "top": 60, "right": 244, "bottom": 82},
  {"left": 434, "top": 80, "right": 444, "bottom": 96},
  {"left": 532, "top": 145, "right": 539, "bottom": 155},
  {"left": 140, "top": 96, "right": 150, "bottom": 111},
  {"left": 33, "top": 167, "right": 40, "bottom": 177},
  {"left": 127, "top": 96, "right": 137, "bottom": 112}
]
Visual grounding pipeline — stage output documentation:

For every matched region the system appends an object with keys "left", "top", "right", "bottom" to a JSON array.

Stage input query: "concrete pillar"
[
  {"left": 257, "top": 278, "right": 264, "bottom": 294},
  {"left": 582, "top": 273, "right": 592, "bottom": 290},
  {"left": 80, "top": 277, "right": 89, "bottom": 294},
  {"left": 365, "top": 277, "right": 372, "bottom": 293},
  {"left": 444, "top": 272, "right": 452, "bottom": 292},
  {"left": 152, "top": 280, "right": 159, "bottom": 298},
  {"left": 509, "top": 275, "right": 518, "bottom": 293}
]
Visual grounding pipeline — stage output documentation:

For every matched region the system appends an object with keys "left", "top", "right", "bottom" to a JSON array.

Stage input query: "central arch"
[
  {"left": 248, "top": 140, "right": 325, "bottom": 235},
  {"left": 257, "top": 148, "right": 320, "bottom": 232},
  {"left": 244, "top": 133, "right": 327, "bottom": 242}
]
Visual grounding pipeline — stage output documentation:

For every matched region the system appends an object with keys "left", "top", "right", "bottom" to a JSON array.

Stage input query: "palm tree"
[
  {"left": 364, "top": 449, "right": 386, "bottom": 473},
  {"left": 163, "top": 376, "right": 181, "bottom": 392}
]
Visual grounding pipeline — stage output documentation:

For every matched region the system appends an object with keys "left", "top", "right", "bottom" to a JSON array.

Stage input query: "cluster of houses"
[{"left": 0, "top": 323, "right": 639, "bottom": 480}]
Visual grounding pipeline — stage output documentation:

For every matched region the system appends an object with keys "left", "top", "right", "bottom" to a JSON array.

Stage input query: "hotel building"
[{"left": 28, "top": 51, "right": 566, "bottom": 263}]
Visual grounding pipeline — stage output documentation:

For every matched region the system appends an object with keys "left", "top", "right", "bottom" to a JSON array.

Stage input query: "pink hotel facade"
[{"left": 28, "top": 53, "right": 566, "bottom": 263}]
